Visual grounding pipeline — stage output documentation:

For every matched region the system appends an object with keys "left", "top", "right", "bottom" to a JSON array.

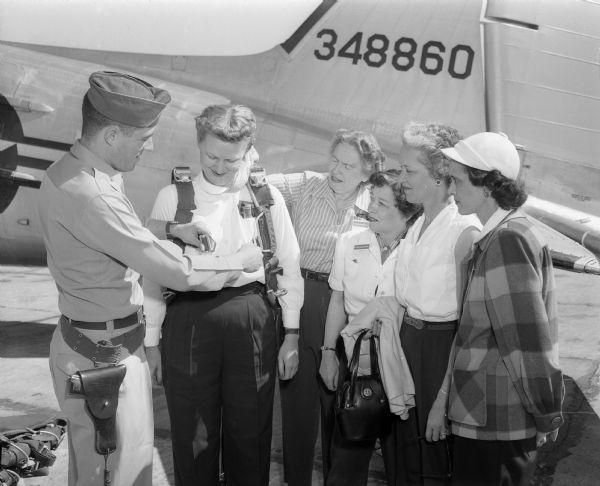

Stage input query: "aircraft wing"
[
  {"left": 523, "top": 196, "right": 600, "bottom": 265},
  {"left": 0, "top": 0, "right": 322, "bottom": 56},
  {"left": 527, "top": 215, "right": 600, "bottom": 276}
]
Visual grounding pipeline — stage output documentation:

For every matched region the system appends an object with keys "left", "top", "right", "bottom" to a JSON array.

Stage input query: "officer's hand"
[
  {"left": 278, "top": 334, "right": 299, "bottom": 380},
  {"left": 237, "top": 243, "right": 263, "bottom": 272},
  {"left": 172, "top": 221, "right": 214, "bottom": 250},
  {"left": 318, "top": 351, "right": 339, "bottom": 391},
  {"left": 536, "top": 429, "right": 559, "bottom": 448},
  {"left": 145, "top": 345, "right": 162, "bottom": 386}
]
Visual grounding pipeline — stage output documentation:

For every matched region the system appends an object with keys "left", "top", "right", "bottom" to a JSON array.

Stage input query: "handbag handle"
[{"left": 345, "top": 325, "right": 382, "bottom": 406}]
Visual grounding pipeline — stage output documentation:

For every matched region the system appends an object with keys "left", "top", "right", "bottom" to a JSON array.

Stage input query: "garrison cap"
[{"left": 87, "top": 71, "right": 171, "bottom": 128}]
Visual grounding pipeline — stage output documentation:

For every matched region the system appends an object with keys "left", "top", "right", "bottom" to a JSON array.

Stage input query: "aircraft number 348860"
[{"left": 313, "top": 29, "right": 475, "bottom": 79}]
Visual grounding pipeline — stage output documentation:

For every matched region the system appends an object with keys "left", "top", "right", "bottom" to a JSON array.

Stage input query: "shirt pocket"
[
  {"left": 346, "top": 247, "right": 377, "bottom": 283},
  {"left": 449, "top": 368, "right": 487, "bottom": 427},
  {"left": 346, "top": 249, "right": 381, "bottom": 301},
  {"left": 345, "top": 249, "right": 365, "bottom": 278}
]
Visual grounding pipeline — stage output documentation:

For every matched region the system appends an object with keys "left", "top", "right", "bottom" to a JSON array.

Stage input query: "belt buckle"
[{"left": 406, "top": 315, "right": 425, "bottom": 330}]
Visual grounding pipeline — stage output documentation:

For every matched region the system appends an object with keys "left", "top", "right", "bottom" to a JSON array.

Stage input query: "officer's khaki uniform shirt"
[{"left": 37, "top": 141, "right": 245, "bottom": 323}]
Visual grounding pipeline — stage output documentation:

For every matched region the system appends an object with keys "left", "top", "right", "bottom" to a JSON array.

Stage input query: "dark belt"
[
  {"left": 301, "top": 268, "right": 330, "bottom": 282},
  {"left": 63, "top": 309, "right": 143, "bottom": 330},
  {"left": 59, "top": 317, "right": 145, "bottom": 366},
  {"left": 403, "top": 314, "right": 458, "bottom": 331}
]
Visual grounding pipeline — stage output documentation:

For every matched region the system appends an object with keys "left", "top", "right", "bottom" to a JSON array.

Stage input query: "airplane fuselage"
[{"left": 0, "top": 0, "right": 598, "bottom": 265}]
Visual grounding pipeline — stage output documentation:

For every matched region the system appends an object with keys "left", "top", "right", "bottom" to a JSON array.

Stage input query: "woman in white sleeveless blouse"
[{"left": 384, "top": 123, "right": 481, "bottom": 486}]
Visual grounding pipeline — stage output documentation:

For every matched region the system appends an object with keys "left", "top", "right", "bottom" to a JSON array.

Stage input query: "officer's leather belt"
[
  {"left": 403, "top": 314, "right": 457, "bottom": 332},
  {"left": 64, "top": 309, "right": 143, "bottom": 330},
  {"left": 59, "top": 317, "right": 144, "bottom": 366},
  {"left": 301, "top": 268, "right": 330, "bottom": 282}
]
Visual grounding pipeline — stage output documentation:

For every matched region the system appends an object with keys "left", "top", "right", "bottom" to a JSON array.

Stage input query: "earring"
[{"left": 434, "top": 179, "right": 442, "bottom": 186}]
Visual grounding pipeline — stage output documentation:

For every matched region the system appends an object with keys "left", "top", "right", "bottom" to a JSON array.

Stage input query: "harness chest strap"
[
  {"left": 168, "top": 166, "right": 286, "bottom": 317},
  {"left": 171, "top": 166, "right": 194, "bottom": 251}
]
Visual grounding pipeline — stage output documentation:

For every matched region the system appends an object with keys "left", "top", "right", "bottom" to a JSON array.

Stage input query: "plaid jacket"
[{"left": 448, "top": 210, "right": 564, "bottom": 441}]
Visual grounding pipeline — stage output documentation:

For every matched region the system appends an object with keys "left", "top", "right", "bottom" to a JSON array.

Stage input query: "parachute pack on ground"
[{"left": 0, "top": 415, "right": 67, "bottom": 486}]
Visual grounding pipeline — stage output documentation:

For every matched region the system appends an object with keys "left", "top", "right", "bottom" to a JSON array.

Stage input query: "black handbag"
[{"left": 335, "top": 328, "right": 390, "bottom": 441}]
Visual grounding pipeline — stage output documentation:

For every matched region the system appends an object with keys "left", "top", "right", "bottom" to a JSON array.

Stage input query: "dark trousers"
[
  {"left": 383, "top": 322, "right": 455, "bottom": 486},
  {"left": 326, "top": 353, "right": 392, "bottom": 486},
  {"left": 162, "top": 283, "right": 277, "bottom": 486},
  {"left": 326, "top": 429, "right": 379, "bottom": 486},
  {"left": 280, "top": 278, "right": 335, "bottom": 486},
  {"left": 452, "top": 436, "right": 537, "bottom": 486}
]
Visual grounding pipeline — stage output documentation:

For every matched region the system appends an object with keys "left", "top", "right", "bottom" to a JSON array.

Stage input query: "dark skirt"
[{"left": 383, "top": 318, "right": 456, "bottom": 486}]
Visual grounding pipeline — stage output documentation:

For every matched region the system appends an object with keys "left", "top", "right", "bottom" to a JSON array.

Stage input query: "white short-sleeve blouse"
[{"left": 329, "top": 228, "right": 398, "bottom": 322}]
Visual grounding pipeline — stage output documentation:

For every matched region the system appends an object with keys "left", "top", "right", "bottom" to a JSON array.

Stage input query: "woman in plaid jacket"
[{"left": 442, "top": 132, "right": 564, "bottom": 485}]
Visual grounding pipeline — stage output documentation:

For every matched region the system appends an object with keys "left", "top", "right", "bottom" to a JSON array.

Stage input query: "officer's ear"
[{"left": 103, "top": 125, "right": 120, "bottom": 147}]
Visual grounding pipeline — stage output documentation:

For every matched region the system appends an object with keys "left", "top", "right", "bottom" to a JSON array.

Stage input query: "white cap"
[{"left": 441, "top": 132, "right": 520, "bottom": 180}]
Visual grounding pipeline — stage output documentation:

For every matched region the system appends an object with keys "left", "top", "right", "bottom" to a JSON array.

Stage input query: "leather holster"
[{"left": 70, "top": 365, "right": 126, "bottom": 455}]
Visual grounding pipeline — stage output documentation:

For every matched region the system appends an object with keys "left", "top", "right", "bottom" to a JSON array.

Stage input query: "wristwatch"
[
  {"left": 284, "top": 328, "right": 299, "bottom": 335},
  {"left": 165, "top": 221, "right": 177, "bottom": 240},
  {"left": 320, "top": 345, "right": 336, "bottom": 352}
]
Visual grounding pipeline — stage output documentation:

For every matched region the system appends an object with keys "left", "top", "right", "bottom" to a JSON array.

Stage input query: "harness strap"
[
  {"left": 245, "top": 173, "right": 287, "bottom": 345},
  {"left": 246, "top": 182, "right": 277, "bottom": 254},
  {"left": 246, "top": 180, "right": 280, "bottom": 286},
  {"left": 174, "top": 180, "right": 194, "bottom": 225},
  {"left": 172, "top": 175, "right": 195, "bottom": 251}
]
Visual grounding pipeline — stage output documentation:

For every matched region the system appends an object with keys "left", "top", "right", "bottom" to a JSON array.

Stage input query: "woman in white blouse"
[
  {"left": 385, "top": 123, "right": 480, "bottom": 486},
  {"left": 319, "top": 170, "right": 422, "bottom": 486}
]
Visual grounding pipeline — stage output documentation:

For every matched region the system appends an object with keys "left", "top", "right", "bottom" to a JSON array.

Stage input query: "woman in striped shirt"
[{"left": 269, "top": 129, "right": 386, "bottom": 486}]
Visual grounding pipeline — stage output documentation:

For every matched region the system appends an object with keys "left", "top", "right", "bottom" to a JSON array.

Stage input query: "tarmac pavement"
[{"left": 1, "top": 264, "right": 599, "bottom": 485}]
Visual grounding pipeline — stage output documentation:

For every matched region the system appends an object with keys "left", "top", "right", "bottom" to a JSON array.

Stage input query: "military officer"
[{"left": 37, "top": 72, "right": 262, "bottom": 486}]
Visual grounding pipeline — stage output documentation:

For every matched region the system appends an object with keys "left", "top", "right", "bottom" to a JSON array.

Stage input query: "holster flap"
[{"left": 77, "top": 365, "right": 126, "bottom": 420}]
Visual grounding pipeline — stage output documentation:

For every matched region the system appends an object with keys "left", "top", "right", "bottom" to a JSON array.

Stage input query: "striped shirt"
[
  {"left": 268, "top": 171, "right": 370, "bottom": 273},
  {"left": 449, "top": 210, "right": 564, "bottom": 440},
  {"left": 375, "top": 231, "right": 404, "bottom": 264}
]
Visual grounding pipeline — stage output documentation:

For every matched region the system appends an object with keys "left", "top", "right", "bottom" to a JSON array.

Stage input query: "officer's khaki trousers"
[{"left": 49, "top": 318, "right": 153, "bottom": 486}]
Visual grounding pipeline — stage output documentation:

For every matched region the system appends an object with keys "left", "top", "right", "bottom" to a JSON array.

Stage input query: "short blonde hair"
[
  {"left": 195, "top": 104, "right": 256, "bottom": 147},
  {"left": 401, "top": 122, "right": 461, "bottom": 183},
  {"left": 330, "top": 129, "right": 386, "bottom": 173}
]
